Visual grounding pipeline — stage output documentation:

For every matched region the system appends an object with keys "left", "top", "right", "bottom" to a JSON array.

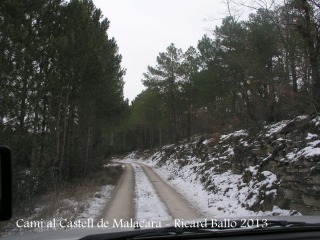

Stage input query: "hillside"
[{"left": 125, "top": 115, "right": 320, "bottom": 216}]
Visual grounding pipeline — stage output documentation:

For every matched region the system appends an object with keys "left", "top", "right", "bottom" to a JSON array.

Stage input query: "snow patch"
[
  {"left": 131, "top": 163, "right": 172, "bottom": 221},
  {"left": 220, "top": 130, "right": 248, "bottom": 141},
  {"left": 265, "top": 120, "right": 290, "bottom": 137}
]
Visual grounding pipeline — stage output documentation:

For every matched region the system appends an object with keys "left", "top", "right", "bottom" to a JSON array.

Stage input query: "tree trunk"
[
  {"left": 289, "top": 48, "right": 298, "bottom": 94},
  {"left": 187, "top": 106, "right": 191, "bottom": 141},
  {"left": 40, "top": 94, "right": 48, "bottom": 165},
  {"left": 159, "top": 127, "right": 162, "bottom": 148},
  {"left": 85, "top": 99, "right": 95, "bottom": 165},
  {"left": 301, "top": 0, "right": 320, "bottom": 109},
  {"left": 59, "top": 90, "right": 69, "bottom": 180},
  {"left": 144, "top": 128, "right": 147, "bottom": 149},
  {"left": 151, "top": 130, "right": 154, "bottom": 148},
  {"left": 30, "top": 111, "right": 38, "bottom": 172},
  {"left": 19, "top": 79, "right": 28, "bottom": 131},
  {"left": 123, "top": 132, "right": 126, "bottom": 152},
  {"left": 55, "top": 90, "right": 63, "bottom": 165}
]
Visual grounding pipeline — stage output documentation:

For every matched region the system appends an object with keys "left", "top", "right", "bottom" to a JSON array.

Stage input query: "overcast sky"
[{"left": 92, "top": 0, "right": 228, "bottom": 102}]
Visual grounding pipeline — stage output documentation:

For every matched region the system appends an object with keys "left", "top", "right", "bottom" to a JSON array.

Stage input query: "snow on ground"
[
  {"left": 3, "top": 185, "right": 114, "bottom": 237},
  {"left": 220, "top": 130, "right": 248, "bottom": 142},
  {"left": 285, "top": 139, "right": 320, "bottom": 161},
  {"left": 122, "top": 115, "right": 311, "bottom": 218},
  {"left": 51, "top": 185, "right": 114, "bottom": 229},
  {"left": 130, "top": 163, "right": 172, "bottom": 221},
  {"left": 155, "top": 163, "right": 251, "bottom": 218},
  {"left": 138, "top": 117, "right": 320, "bottom": 217},
  {"left": 265, "top": 115, "right": 309, "bottom": 138},
  {"left": 265, "top": 120, "right": 291, "bottom": 137},
  {"left": 138, "top": 158, "right": 293, "bottom": 218},
  {"left": 78, "top": 185, "right": 114, "bottom": 220}
]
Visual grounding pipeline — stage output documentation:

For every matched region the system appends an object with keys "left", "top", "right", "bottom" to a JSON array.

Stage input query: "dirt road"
[
  {"left": 99, "top": 163, "right": 135, "bottom": 222},
  {"left": 140, "top": 164, "right": 204, "bottom": 219},
  {"left": 101, "top": 162, "right": 204, "bottom": 221}
]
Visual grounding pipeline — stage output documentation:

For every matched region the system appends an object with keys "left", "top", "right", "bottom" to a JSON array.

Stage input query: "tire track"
[
  {"left": 99, "top": 163, "right": 135, "bottom": 222},
  {"left": 139, "top": 163, "right": 204, "bottom": 220},
  {"left": 100, "top": 162, "right": 203, "bottom": 223},
  {"left": 131, "top": 163, "right": 171, "bottom": 221}
]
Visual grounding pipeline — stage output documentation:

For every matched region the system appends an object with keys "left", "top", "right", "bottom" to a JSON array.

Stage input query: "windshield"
[{"left": 0, "top": 0, "right": 320, "bottom": 239}]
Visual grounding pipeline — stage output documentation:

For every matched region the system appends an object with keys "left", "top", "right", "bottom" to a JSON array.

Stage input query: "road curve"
[
  {"left": 139, "top": 163, "right": 204, "bottom": 219},
  {"left": 98, "top": 163, "right": 135, "bottom": 222}
]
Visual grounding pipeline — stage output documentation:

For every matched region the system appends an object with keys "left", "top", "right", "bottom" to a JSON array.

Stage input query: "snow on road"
[
  {"left": 124, "top": 154, "right": 294, "bottom": 218},
  {"left": 131, "top": 163, "right": 172, "bottom": 221},
  {"left": 100, "top": 163, "right": 135, "bottom": 222}
]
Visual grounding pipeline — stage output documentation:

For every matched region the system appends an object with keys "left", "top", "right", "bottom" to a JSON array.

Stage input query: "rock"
[
  {"left": 302, "top": 194, "right": 320, "bottom": 208},
  {"left": 283, "top": 188, "right": 300, "bottom": 199}
]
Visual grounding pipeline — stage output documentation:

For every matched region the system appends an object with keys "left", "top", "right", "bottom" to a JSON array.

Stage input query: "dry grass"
[{"left": 0, "top": 165, "right": 123, "bottom": 237}]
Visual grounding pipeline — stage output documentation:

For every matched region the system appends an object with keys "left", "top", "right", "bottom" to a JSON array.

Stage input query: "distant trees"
[
  {"left": 2, "top": 0, "right": 319, "bottom": 199},
  {"left": 0, "top": 0, "right": 126, "bottom": 199},
  {"left": 143, "top": 43, "right": 184, "bottom": 143},
  {"left": 126, "top": 0, "right": 320, "bottom": 148},
  {"left": 127, "top": 89, "right": 163, "bottom": 149},
  {"left": 294, "top": 0, "right": 320, "bottom": 107}
]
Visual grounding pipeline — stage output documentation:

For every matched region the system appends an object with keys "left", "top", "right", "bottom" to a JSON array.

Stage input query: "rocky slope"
[{"left": 132, "top": 115, "right": 320, "bottom": 215}]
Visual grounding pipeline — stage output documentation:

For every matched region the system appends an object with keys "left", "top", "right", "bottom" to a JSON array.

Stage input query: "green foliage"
[
  {"left": 0, "top": 0, "right": 126, "bottom": 199},
  {"left": 127, "top": 0, "right": 319, "bottom": 148},
  {"left": 130, "top": 89, "right": 163, "bottom": 127},
  {"left": 142, "top": 43, "right": 185, "bottom": 143}
]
